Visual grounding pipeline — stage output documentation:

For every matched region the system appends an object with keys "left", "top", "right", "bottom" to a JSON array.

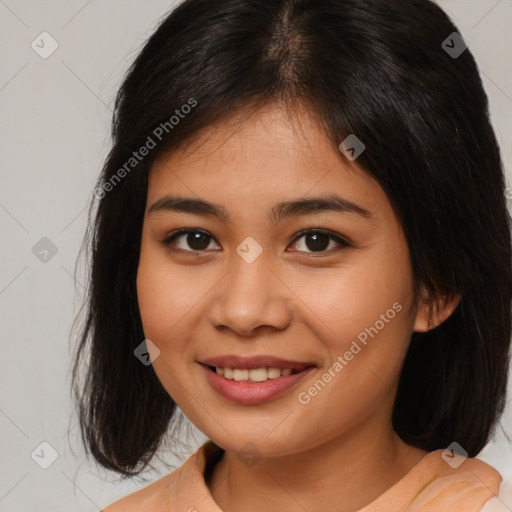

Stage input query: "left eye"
[
  {"left": 288, "top": 229, "right": 351, "bottom": 253},
  {"left": 161, "top": 228, "right": 351, "bottom": 254}
]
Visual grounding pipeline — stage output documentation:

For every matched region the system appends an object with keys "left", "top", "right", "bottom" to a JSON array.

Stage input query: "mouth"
[
  {"left": 198, "top": 355, "right": 317, "bottom": 404},
  {"left": 201, "top": 364, "right": 312, "bottom": 382},
  {"left": 198, "top": 355, "right": 316, "bottom": 381}
]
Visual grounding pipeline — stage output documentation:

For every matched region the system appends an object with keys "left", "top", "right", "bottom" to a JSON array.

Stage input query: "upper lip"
[{"left": 199, "top": 355, "right": 316, "bottom": 370}]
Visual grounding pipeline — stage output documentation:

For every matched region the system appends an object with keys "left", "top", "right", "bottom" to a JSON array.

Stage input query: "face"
[{"left": 136, "top": 103, "right": 423, "bottom": 458}]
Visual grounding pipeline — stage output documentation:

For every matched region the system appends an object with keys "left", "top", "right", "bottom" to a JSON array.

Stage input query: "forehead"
[{"left": 147, "top": 104, "right": 387, "bottom": 222}]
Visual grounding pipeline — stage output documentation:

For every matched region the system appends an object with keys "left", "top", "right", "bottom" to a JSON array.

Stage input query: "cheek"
[
  {"left": 288, "top": 254, "right": 414, "bottom": 347},
  {"left": 136, "top": 244, "right": 200, "bottom": 342},
  {"left": 136, "top": 254, "right": 167, "bottom": 341},
  {"left": 136, "top": 249, "right": 199, "bottom": 403},
  {"left": 288, "top": 238, "right": 416, "bottom": 392}
]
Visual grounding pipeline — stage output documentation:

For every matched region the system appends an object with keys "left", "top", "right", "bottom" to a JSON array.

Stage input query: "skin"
[{"left": 109, "top": 102, "right": 460, "bottom": 512}]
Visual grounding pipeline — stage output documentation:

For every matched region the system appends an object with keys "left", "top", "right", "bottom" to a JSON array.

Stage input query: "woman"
[{"left": 71, "top": 0, "right": 512, "bottom": 510}]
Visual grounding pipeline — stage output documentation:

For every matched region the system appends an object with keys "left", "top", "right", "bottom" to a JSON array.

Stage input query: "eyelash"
[{"left": 160, "top": 228, "right": 352, "bottom": 255}]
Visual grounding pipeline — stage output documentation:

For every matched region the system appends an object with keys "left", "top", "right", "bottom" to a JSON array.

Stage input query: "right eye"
[{"left": 161, "top": 229, "right": 221, "bottom": 252}]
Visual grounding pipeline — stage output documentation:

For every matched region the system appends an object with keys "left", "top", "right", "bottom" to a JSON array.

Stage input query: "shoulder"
[
  {"left": 409, "top": 451, "right": 502, "bottom": 511},
  {"left": 101, "top": 449, "right": 200, "bottom": 512},
  {"left": 367, "top": 449, "right": 503, "bottom": 511},
  {"left": 101, "top": 472, "right": 172, "bottom": 512}
]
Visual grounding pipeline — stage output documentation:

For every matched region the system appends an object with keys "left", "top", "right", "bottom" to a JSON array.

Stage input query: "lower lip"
[{"left": 199, "top": 363, "right": 316, "bottom": 405}]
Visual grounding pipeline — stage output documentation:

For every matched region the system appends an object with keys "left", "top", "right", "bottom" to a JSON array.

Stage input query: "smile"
[
  {"left": 198, "top": 362, "right": 316, "bottom": 404},
  {"left": 210, "top": 366, "right": 302, "bottom": 381}
]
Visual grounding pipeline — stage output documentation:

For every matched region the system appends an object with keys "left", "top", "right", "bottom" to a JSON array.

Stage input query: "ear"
[{"left": 413, "top": 285, "right": 461, "bottom": 333}]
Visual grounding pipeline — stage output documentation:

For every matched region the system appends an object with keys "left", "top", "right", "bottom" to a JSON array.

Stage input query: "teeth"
[
  {"left": 233, "top": 369, "right": 249, "bottom": 381},
  {"left": 267, "top": 367, "right": 282, "bottom": 379},
  {"left": 247, "top": 368, "right": 267, "bottom": 382},
  {"left": 215, "top": 366, "right": 296, "bottom": 381}
]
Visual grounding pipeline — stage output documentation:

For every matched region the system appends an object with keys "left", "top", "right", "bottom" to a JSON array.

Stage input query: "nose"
[{"left": 207, "top": 249, "right": 293, "bottom": 337}]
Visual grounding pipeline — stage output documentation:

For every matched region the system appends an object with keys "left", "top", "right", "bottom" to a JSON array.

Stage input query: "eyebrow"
[{"left": 148, "top": 194, "right": 373, "bottom": 223}]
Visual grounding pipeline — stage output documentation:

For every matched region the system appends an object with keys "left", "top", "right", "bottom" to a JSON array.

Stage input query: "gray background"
[{"left": 0, "top": 1, "right": 511, "bottom": 510}]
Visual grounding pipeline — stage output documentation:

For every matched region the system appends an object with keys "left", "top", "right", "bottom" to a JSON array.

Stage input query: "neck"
[{"left": 207, "top": 419, "right": 427, "bottom": 512}]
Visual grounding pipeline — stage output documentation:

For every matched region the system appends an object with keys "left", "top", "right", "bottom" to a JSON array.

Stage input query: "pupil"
[
  {"left": 306, "top": 233, "right": 329, "bottom": 251},
  {"left": 188, "top": 232, "right": 210, "bottom": 250}
]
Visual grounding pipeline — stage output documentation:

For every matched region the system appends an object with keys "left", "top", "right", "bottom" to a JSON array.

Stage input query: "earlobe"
[{"left": 413, "top": 286, "right": 461, "bottom": 333}]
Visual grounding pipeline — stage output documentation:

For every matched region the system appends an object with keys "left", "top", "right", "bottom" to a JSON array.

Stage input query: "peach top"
[{"left": 103, "top": 440, "right": 502, "bottom": 511}]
